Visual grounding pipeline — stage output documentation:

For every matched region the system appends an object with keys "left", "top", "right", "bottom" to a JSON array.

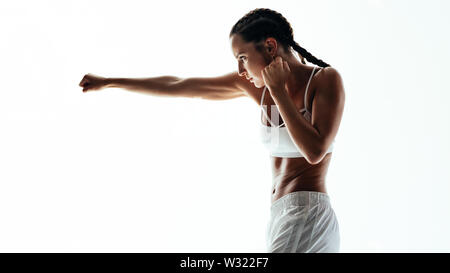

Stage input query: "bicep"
[
  {"left": 311, "top": 68, "right": 345, "bottom": 151},
  {"left": 174, "top": 71, "right": 247, "bottom": 100}
]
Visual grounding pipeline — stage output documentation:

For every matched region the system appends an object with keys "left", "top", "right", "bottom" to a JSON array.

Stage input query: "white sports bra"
[{"left": 260, "top": 65, "right": 335, "bottom": 158}]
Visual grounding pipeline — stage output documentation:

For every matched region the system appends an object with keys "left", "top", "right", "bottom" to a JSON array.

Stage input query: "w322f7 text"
[{"left": 179, "top": 257, "right": 269, "bottom": 270}]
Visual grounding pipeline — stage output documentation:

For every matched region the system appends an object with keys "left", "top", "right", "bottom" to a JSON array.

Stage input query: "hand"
[
  {"left": 79, "top": 73, "right": 108, "bottom": 92},
  {"left": 261, "top": 56, "right": 291, "bottom": 95}
]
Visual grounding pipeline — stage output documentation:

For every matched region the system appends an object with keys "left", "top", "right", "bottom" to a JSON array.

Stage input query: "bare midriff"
[{"left": 270, "top": 152, "right": 332, "bottom": 204}]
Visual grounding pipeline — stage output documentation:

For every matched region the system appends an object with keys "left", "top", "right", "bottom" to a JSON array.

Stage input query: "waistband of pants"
[{"left": 270, "top": 191, "right": 331, "bottom": 216}]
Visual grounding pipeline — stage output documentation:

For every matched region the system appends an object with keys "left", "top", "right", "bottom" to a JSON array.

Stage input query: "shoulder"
[
  {"left": 314, "top": 66, "right": 345, "bottom": 101},
  {"left": 316, "top": 67, "right": 343, "bottom": 86},
  {"left": 235, "top": 73, "right": 265, "bottom": 104}
]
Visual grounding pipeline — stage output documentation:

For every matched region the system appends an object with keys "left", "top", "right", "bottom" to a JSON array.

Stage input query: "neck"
[
  {"left": 265, "top": 49, "right": 313, "bottom": 95},
  {"left": 283, "top": 60, "right": 312, "bottom": 95}
]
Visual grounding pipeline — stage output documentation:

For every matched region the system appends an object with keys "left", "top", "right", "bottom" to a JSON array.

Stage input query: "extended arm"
[{"left": 104, "top": 72, "right": 246, "bottom": 100}]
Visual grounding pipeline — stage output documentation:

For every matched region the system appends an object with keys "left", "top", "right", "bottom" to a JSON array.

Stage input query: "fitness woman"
[{"left": 79, "top": 8, "right": 345, "bottom": 253}]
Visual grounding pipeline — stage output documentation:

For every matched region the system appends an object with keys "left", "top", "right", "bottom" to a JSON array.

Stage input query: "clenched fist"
[
  {"left": 261, "top": 56, "right": 291, "bottom": 96},
  {"left": 79, "top": 73, "right": 108, "bottom": 92}
]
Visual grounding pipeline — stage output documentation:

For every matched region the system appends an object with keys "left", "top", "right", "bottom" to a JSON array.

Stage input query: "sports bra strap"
[
  {"left": 260, "top": 65, "right": 320, "bottom": 126},
  {"left": 260, "top": 86, "right": 265, "bottom": 105},
  {"left": 260, "top": 86, "right": 285, "bottom": 127},
  {"left": 304, "top": 65, "right": 318, "bottom": 112}
]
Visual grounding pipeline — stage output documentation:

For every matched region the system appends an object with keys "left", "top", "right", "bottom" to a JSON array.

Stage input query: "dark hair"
[{"left": 229, "top": 8, "right": 330, "bottom": 68}]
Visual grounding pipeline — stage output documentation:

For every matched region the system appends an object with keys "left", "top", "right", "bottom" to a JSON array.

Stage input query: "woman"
[{"left": 79, "top": 8, "right": 345, "bottom": 253}]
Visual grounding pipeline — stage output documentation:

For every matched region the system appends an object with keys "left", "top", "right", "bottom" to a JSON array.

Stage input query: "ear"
[{"left": 265, "top": 37, "right": 278, "bottom": 54}]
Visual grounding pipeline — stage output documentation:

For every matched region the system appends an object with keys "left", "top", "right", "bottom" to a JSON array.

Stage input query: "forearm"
[
  {"left": 105, "top": 76, "right": 182, "bottom": 97},
  {"left": 271, "top": 88, "right": 322, "bottom": 163}
]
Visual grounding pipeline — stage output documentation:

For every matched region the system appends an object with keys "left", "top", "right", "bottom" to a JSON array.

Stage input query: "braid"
[
  {"left": 230, "top": 8, "right": 331, "bottom": 68},
  {"left": 291, "top": 41, "right": 331, "bottom": 67}
]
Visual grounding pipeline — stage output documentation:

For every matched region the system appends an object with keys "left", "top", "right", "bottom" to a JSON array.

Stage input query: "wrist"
[{"left": 104, "top": 77, "right": 116, "bottom": 88}]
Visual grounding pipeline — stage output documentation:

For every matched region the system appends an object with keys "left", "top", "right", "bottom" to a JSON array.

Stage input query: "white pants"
[{"left": 266, "top": 191, "right": 340, "bottom": 253}]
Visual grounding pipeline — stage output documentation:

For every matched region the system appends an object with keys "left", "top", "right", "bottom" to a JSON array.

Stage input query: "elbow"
[
  {"left": 305, "top": 148, "right": 326, "bottom": 165},
  {"left": 305, "top": 154, "right": 320, "bottom": 165},
  {"left": 304, "top": 136, "right": 333, "bottom": 165},
  {"left": 295, "top": 137, "right": 328, "bottom": 165}
]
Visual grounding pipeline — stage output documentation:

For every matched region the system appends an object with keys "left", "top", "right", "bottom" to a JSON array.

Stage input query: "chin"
[{"left": 253, "top": 80, "right": 262, "bottom": 88}]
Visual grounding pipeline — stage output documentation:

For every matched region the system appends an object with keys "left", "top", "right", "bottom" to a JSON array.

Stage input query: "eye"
[{"left": 240, "top": 56, "right": 247, "bottom": 62}]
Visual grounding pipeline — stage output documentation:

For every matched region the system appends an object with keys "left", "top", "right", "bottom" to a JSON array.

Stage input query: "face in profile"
[{"left": 230, "top": 34, "right": 273, "bottom": 89}]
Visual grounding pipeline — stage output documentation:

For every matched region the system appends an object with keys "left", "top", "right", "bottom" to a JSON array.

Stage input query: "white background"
[{"left": 0, "top": 0, "right": 449, "bottom": 252}]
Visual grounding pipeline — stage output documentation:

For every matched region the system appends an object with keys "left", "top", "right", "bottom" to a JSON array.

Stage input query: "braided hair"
[{"left": 229, "top": 8, "right": 330, "bottom": 68}]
